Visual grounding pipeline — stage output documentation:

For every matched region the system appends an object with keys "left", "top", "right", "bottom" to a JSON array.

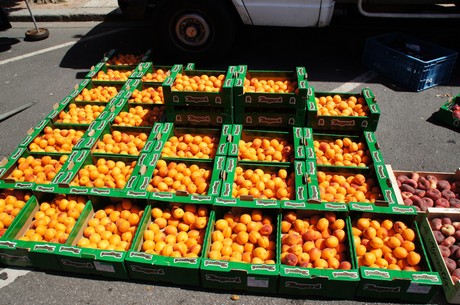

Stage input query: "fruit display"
[
  {"left": 141, "top": 68, "right": 170, "bottom": 83},
  {"left": 7, "top": 155, "right": 68, "bottom": 184},
  {"left": 207, "top": 208, "right": 276, "bottom": 264},
  {"left": 28, "top": 127, "right": 85, "bottom": 153},
  {"left": 243, "top": 77, "right": 298, "bottom": 94},
  {"left": 280, "top": 211, "right": 352, "bottom": 269},
  {"left": 92, "top": 68, "right": 132, "bottom": 81},
  {"left": 92, "top": 130, "right": 148, "bottom": 156},
  {"left": 232, "top": 167, "right": 295, "bottom": 200},
  {"left": 106, "top": 53, "right": 144, "bottom": 66},
  {"left": 70, "top": 158, "right": 136, "bottom": 189},
  {"left": 74, "top": 85, "right": 119, "bottom": 103},
  {"left": 161, "top": 133, "right": 219, "bottom": 159},
  {"left": 128, "top": 86, "right": 164, "bottom": 104},
  {"left": 428, "top": 216, "right": 460, "bottom": 283},
  {"left": 76, "top": 199, "right": 143, "bottom": 251},
  {"left": 317, "top": 171, "right": 382, "bottom": 204},
  {"left": 352, "top": 216, "right": 423, "bottom": 271},
  {"left": 314, "top": 136, "right": 371, "bottom": 167},
  {"left": 395, "top": 171, "right": 460, "bottom": 211},
  {"left": 452, "top": 103, "right": 460, "bottom": 119},
  {"left": 55, "top": 103, "right": 105, "bottom": 125},
  {"left": 147, "top": 160, "right": 211, "bottom": 195},
  {"left": 19, "top": 194, "right": 87, "bottom": 243},
  {"left": 141, "top": 204, "right": 209, "bottom": 257},
  {"left": 0, "top": 189, "right": 31, "bottom": 237},
  {"left": 238, "top": 136, "right": 294, "bottom": 163},
  {"left": 315, "top": 94, "right": 369, "bottom": 117},
  {"left": 171, "top": 73, "right": 226, "bottom": 92},
  {"left": 113, "top": 105, "right": 165, "bottom": 127}
]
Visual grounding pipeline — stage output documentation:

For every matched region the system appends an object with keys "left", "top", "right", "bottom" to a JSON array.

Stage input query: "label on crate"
[
  {"left": 296, "top": 187, "right": 305, "bottom": 201},
  {"left": 190, "top": 195, "right": 212, "bottom": 202},
  {"left": 221, "top": 183, "right": 232, "bottom": 198},
  {"left": 205, "top": 274, "right": 241, "bottom": 284},
  {"left": 151, "top": 192, "right": 174, "bottom": 200},
  {"left": 70, "top": 188, "right": 89, "bottom": 194},
  {"left": 251, "top": 264, "right": 276, "bottom": 272},
  {"left": 35, "top": 185, "right": 55, "bottom": 192},
  {"left": 391, "top": 205, "right": 414, "bottom": 214},
  {"left": 94, "top": 261, "right": 115, "bottom": 273},
  {"left": 411, "top": 273, "right": 440, "bottom": 283},
  {"left": 363, "top": 284, "right": 400, "bottom": 293},
  {"left": 174, "top": 257, "right": 198, "bottom": 264},
  {"left": 129, "top": 252, "right": 153, "bottom": 260},
  {"left": 91, "top": 188, "right": 111, "bottom": 195},
  {"left": 126, "top": 190, "right": 147, "bottom": 197},
  {"left": 0, "top": 241, "right": 17, "bottom": 248},
  {"left": 372, "top": 151, "right": 382, "bottom": 163},
  {"left": 332, "top": 271, "right": 359, "bottom": 279},
  {"left": 364, "top": 269, "right": 390, "bottom": 279},
  {"left": 350, "top": 203, "right": 374, "bottom": 211},
  {"left": 131, "top": 265, "right": 165, "bottom": 275},
  {"left": 285, "top": 268, "right": 310, "bottom": 276},
  {"left": 16, "top": 182, "right": 34, "bottom": 189},
  {"left": 247, "top": 276, "right": 269, "bottom": 288},
  {"left": 215, "top": 198, "right": 237, "bottom": 205},
  {"left": 11, "top": 147, "right": 25, "bottom": 160},
  {"left": 331, "top": 119, "right": 355, "bottom": 127},
  {"left": 324, "top": 203, "right": 347, "bottom": 210},
  {"left": 100, "top": 251, "right": 123, "bottom": 259},
  {"left": 203, "top": 260, "right": 229, "bottom": 269},
  {"left": 255, "top": 199, "right": 277, "bottom": 206},
  {"left": 60, "top": 259, "right": 93, "bottom": 269},
  {"left": 34, "top": 244, "right": 56, "bottom": 252},
  {"left": 60, "top": 246, "right": 81, "bottom": 255},
  {"left": 285, "top": 282, "right": 321, "bottom": 290},
  {"left": 284, "top": 201, "right": 306, "bottom": 208}
]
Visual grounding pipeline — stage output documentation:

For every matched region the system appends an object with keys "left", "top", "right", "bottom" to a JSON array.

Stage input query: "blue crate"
[{"left": 362, "top": 32, "right": 458, "bottom": 92}]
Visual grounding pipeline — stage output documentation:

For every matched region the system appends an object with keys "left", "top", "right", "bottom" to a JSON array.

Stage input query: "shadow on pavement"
[{"left": 0, "top": 37, "right": 20, "bottom": 52}]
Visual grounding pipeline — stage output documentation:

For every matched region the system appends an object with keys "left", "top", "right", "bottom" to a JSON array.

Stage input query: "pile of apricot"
[
  {"left": 92, "top": 69, "right": 132, "bottom": 81},
  {"left": 314, "top": 137, "right": 371, "bottom": 167},
  {"left": 93, "top": 130, "right": 148, "bottom": 155},
  {"left": 315, "top": 95, "right": 369, "bottom": 117},
  {"left": 29, "top": 127, "right": 85, "bottom": 153},
  {"left": 233, "top": 167, "right": 295, "bottom": 200},
  {"left": 352, "top": 217, "right": 422, "bottom": 270},
  {"left": 129, "top": 87, "right": 164, "bottom": 104},
  {"left": 318, "top": 171, "right": 382, "bottom": 203},
  {"left": 243, "top": 77, "right": 298, "bottom": 93},
  {"left": 106, "top": 53, "right": 143, "bottom": 66},
  {"left": 281, "top": 211, "right": 352, "bottom": 269},
  {"left": 56, "top": 104, "right": 105, "bottom": 124},
  {"left": 141, "top": 68, "right": 170, "bottom": 83},
  {"left": 161, "top": 134, "right": 218, "bottom": 159},
  {"left": 70, "top": 158, "right": 136, "bottom": 189},
  {"left": 113, "top": 105, "right": 164, "bottom": 127},
  {"left": 75, "top": 86, "right": 118, "bottom": 102},
  {"left": 76, "top": 199, "right": 143, "bottom": 251},
  {"left": 207, "top": 209, "right": 276, "bottom": 264},
  {"left": 8, "top": 155, "right": 68, "bottom": 184},
  {"left": 0, "top": 189, "right": 31, "bottom": 236},
  {"left": 238, "top": 137, "right": 293, "bottom": 162},
  {"left": 19, "top": 194, "right": 87, "bottom": 243},
  {"left": 141, "top": 204, "right": 208, "bottom": 257},
  {"left": 172, "top": 73, "right": 225, "bottom": 92},
  {"left": 147, "top": 160, "right": 211, "bottom": 195}
]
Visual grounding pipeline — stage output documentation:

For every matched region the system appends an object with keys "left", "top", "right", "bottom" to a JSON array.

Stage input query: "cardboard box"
[
  {"left": 125, "top": 201, "right": 210, "bottom": 286},
  {"left": 100, "top": 48, "right": 152, "bottom": 69},
  {"left": 234, "top": 107, "right": 306, "bottom": 129},
  {"left": 277, "top": 206, "right": 360, "bottom": 299},
  {"left": 307, "top": 87, "right": 380, "bottom": 132},
  {"left": 162, "top": 64, "right": 234, "bottom": 107},
  {"left": 0, "top": 188, "right": 33, "bottom": 240},
  {"left": 200, "top": 206, "right": 279, "bottom": 293},
  {"left": 100, "top": 97, "right": 165, "bottom": 127},
  {"left": 420, "top": 209, "right": 460, "bottom": 303},
  {"left": 150, "top": 122, "right": 232, "bottom": 158},
  {"left": 117, "top": 79, "right": 165, "bottom": 105},
  {"left": 48, "top": 101, "right": 107, "bottom": 127},
  {"left": 85, "top": 61, "right": 134, "bottom": 85},
  {"left": 54, "top": 196, "right": 147, "bottom": 279},
  {"left": 436, "top": 94, "right": 460, "bottom": 130},
  {"left": 232, "top": 65, "right": 309, "bottom": 110},
  {"left": 215, "top": 158, "right": 308, "bottom": 209},
  {"left": 351, "top": 208, "right": 442, "bottom": 303}
]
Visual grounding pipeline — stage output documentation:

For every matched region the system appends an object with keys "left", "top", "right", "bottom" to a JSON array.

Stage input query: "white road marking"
[
  {"left": 0, "top": 28, "right": 123, "bottom": 66},
  {"left": 331, "top": 70, "right": 379, "bottom": 92},
  {"left": 0, "top": 268, "right": 31, "bottom": 289}
]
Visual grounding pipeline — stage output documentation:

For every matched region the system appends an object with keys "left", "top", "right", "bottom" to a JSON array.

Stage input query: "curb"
[{"left": 5, "top": 7, "right": 124, "bottom": 22}]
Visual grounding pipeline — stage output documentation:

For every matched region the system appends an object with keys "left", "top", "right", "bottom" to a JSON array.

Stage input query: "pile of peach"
[
  {"left": 314, "top": 137, "right": 371, "bottom": 167},
  {"left": 281, "top": 211, "right": 352, "bottom": 269},
  {"left": 141, "top": 204, "right": 208, "bottom": 257},
  {"left": 0, "top": 190, "right": 31, "bottom": 236},
  {"left": 29, "top": 127, "right": 85, "bottom": 153},
  {"left": 92, "top": 69, "right": 132, "bottom": 81},
  {"left": 233, "top": 167, "right": 295, "bottom": 200},
  {"left": 243, "top": 77, "right": 298, "bottom": 94},
  {"left": 76, "top": 199, "right": 143, "bottom": 251},
  {"left": 161, "top": 134, "right": 218, "bottom": 159},
  {"left": 106, "top": 53, "right": 143, "bottom": 65},
  {"left": 19, "top": 194, "right": 87, "bottom": 243},
  {"left": 315, "top": 95, "right": 369, "bottom": 117},
  {"left": 318, "top": 171, "right": 382, "bottom": 203},
  {"left": 8, "top": 155, "right": 68, "bottom": 184},
  {"left": 147, "top": 160, "right": 211, "bottom": 195},
  {"left": 172, "top": 73, "right": 225, "bottom": 92},
  {"left": 56, "top": 104, "right": 105, "bottom": 124},
  {"left": 70, "top": 158, "right": 136, "bottom": 189},
  {"left": 113, "top": 105, "right": 164, "bottom": 127},
  {"left": 129, "top": 87, "right": 164, "bottom": 104},
  {"left": 141, "top": 69, "right": 170, "bottom": 83},
  {"left": 352, "top": 217, "right": 422, "bottom": 271},
  {"left": 238, "top": 137, "right": 293, "bottom": 162},
  {"left": 75, "top": 86, "right": 119, "bottom": 102},
  {"left": 208, "top": 209, "right": 276, "bottom": 264},
  {"left": 93, "top": 130, "right": 148, "bottom": 155}
]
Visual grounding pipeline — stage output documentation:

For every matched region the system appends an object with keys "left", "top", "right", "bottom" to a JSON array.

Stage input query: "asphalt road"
[{"left": 0, "top": 14, "right": 459, "bottom": 305}]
